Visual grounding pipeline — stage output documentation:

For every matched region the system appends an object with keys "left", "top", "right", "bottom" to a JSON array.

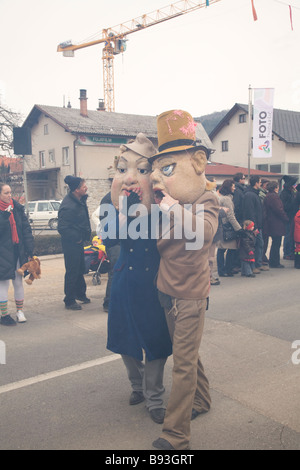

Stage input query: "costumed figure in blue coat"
[{"left": 101, "top": 133, "right": 172, "bottom": 424}]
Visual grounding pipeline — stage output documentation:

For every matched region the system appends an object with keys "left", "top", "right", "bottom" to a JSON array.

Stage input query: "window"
[
  {"left": 239, "top": 114, "right": 246, "bottom": 123},
  {"left": 288, "top": 163, "right": 300, "bottom": 174},
  {"left": 270, "top": 164, "right": 282, "bottom": 174},
  {"left": 39, "top": 151, "right": 45, "bottom": 168},
  {"left": 44, "top": 124, "right": 49, "bottom": 135},
  {"left": 37, "top": 202, "right": 52, "bottom": 212},
  {"left": 256, "top": 164, "right": 268, "bottom": 172},
  {"left": 49, "top": 149, "right": 55, "bottom": 163},
  {"left": 62, "top": 147, "right": 70, "bottom": 165},
  {"left": 221, "top": 140, "right": 228, "bottom": 152}
]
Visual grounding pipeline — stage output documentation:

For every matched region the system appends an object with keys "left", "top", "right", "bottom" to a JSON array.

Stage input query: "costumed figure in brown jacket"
[{"left": 149, "top": 110, "right": 219, "bottom": 450}]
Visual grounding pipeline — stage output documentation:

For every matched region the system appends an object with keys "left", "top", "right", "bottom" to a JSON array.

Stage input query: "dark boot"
[{"left": 294, "top": 253, "right": 300, "bottom": 269}]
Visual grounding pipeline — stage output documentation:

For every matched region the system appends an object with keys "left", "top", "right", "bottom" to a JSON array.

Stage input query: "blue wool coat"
[{"left": 103, "top": 214, "right": 172, "bottom": 361}]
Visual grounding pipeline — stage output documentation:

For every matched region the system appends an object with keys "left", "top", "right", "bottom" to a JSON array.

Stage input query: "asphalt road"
[{"left": 0, "top": 255, "right": 299, "bottom": 451}]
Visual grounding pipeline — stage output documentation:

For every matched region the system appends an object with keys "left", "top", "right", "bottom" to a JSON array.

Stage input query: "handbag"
[{"left": 222, "top": 221, "right": 237, "bottom": 241}]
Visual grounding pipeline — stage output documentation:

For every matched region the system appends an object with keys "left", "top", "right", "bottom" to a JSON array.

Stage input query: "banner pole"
[{"left": 247, "top": 85, "right": 252, "bottom": 182}]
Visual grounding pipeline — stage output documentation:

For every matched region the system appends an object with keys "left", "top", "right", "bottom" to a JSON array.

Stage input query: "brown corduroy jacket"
[{"left": 156, "top": 191, "right": 219, "bottom": 300}]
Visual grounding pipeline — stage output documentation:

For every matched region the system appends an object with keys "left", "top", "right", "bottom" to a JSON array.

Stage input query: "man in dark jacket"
[
  {"left": 58, "top": 175, "right": 91, "bottom": 310},
  {"left": 243, "top": 175, "right": 268, "bottom": 273},
  {"left": 280, "top": 175, "right": 298, "bottom": 260},
  {"left": 233, "top": 172, "right": 246, "bottom": 224}
]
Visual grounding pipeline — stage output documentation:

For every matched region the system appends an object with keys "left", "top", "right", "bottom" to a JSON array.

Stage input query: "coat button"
[
  {"left": 129, "top": 266, "right": 133, "bottom": 270},
  {"left": 145, "top": 267, "right": 149, "bottom": 271},
  {"left": 130, "top": 248, "right": 134, "bottom": 252},
  {"left": 145, "top": 248, "right": 148, "bottom": 252}
]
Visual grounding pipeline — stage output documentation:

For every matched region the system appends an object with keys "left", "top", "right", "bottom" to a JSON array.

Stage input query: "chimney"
[
  {"left": 79, "top": 89, "right": 88, "bottom": 117},
  {"left": 97, "top": 99, "right": 105, "bottom": 111}
]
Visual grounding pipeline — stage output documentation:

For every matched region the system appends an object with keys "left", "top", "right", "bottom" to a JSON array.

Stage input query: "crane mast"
[{"left": 58, "top": 0, "right": 221, "bottom": 112}]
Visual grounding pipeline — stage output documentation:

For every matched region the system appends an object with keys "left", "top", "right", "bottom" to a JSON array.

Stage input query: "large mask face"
[
  {"left": 150, "top": 149, "right": 207, "bottom": 205},
  {"left": 111, "top": 149, "right": 155, "bottom": 213}
]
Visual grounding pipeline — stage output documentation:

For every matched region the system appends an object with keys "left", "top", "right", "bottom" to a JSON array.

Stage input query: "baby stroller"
[{"left": 84, "top": 236, "right": 110, "bottom": 285}]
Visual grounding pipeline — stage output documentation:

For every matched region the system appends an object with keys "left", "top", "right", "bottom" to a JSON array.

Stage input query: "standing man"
[
  {"left": 233, "top": 172, "right": 246, "bottom": 225},
  {"left": 243, "top": 175, "right": 268, "bottom": 273},
  {"left": 58, "top": 175, "right": 91, "bottom": 310},
  {"left": 149, "top": 110, "right": 219, "bottom": 450}
]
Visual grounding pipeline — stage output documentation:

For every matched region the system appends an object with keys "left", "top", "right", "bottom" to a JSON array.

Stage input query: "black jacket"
[
  {"left": 233, "top": 182, "right": 246, "bottom": 224},
  {"left": 280, "top": 188, "right": 296, "bottom": 221},
  {"left": 58, "top": 192, "right": 91, "bottom": 243},
  {"left": 239, "top": 230, "right": 256, "bottom": 261},
  {"left": 243, "top": 186, "right": 263, "bottom": 229},
  {"left": 0, "top": 199, "right": 34, "bottom": 281}
]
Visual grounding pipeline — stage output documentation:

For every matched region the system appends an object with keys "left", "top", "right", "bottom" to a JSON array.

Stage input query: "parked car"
[{"left": 27, "top": 200, "right": 61, "bottom": 230}]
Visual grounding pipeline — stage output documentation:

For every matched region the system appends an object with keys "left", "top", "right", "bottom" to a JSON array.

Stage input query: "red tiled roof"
[{"left": 206, "top": 161, "right": 281, "bottom": 177}]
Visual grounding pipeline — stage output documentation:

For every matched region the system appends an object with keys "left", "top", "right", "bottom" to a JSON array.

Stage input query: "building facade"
[{"left": 209, "top": 103, "right": 300, "bottom": 182}]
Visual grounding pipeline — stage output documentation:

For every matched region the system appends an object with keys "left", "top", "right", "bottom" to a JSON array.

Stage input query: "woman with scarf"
[{"left": 0, "top": 183, "right": 34, "bottom": 326}]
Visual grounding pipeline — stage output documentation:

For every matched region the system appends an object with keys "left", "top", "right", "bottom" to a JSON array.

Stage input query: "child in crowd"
[{"left": 239, "top": 220, "right": 257, "bottom": 277}]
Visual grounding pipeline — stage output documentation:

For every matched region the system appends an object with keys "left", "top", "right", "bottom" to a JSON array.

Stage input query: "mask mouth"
[{"left": 153, "top": 189, "right": 164, "bottom": 204}]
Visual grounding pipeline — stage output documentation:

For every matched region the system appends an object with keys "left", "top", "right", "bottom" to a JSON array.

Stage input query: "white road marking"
[{"left": 0, "top": 354, "right": 121, "bottom": 395}]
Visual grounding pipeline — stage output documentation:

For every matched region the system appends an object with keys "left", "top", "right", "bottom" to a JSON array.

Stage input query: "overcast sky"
[{"left": 1, "top": 0, "right": 300, "bottom": 121}]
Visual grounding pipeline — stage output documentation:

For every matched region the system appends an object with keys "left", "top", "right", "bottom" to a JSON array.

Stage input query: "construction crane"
[{"left": 57, "top": 0, "right": 221, "bottom": 112}]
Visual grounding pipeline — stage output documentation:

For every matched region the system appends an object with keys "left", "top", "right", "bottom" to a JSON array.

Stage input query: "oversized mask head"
[
  {"left": 111, "top": 133, "right": 157, "bottom": 213},
  {"left": 149, "top": 110, "right": 213, "bottom": 204}
]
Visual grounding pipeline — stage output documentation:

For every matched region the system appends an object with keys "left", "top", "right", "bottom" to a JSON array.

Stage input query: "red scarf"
[{"left": 0, "top": 199, "right": 19, "bottom": 244}]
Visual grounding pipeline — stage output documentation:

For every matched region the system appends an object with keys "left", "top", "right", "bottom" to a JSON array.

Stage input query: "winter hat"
[
  {"left": 64, "top": 175, "right": 82, "bottom": 191},
  {"left": 282, "top": 175, "right": 298, "bottom": 187}
]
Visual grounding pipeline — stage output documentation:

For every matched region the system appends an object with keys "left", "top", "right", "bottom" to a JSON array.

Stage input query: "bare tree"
[{"left": 0, "top": 104, "right": 22, "bottom": 155}]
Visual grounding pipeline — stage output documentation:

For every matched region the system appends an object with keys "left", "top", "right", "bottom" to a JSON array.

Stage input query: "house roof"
[
  {"left": 209, "top": 103, "right": 300, "bottom": 144},
  {"left": 22, "top": 105, "right": 213, "bottom": 149},
  {"left": 206, "top": 161, "right": 281, "bottom": 177}
]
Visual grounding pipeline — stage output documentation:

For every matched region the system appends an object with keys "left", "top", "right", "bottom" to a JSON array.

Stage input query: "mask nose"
[
  {"left": 123, "top": 168, "right": 138, "bottom": 186},
  {"left": 150, "top": 168, "right": 161, "bottom": 186}
]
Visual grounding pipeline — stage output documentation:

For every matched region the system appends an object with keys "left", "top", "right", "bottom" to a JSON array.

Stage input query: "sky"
[{"left": 1, "top": 0, "right": 300, "bottom": 122}]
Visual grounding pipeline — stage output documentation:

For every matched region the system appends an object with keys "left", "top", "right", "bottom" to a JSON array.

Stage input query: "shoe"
[
  {"left": 129, "top": 391, "right": 145, "bottom": 405},
  {"left": 0, "top": 315, "right": 17, "bottom": 326},
  {"left": 149, "top": 408, "right": 165, "bottom": 424},
  {"left": 252, "top": 268, "right": 261, "bottom": 274},
  {"left": 210, "top": 277, "right": 220, "bottom": 286},
  {"left": 246, "top": 273, "right": 256, "bottom": 278},
  {"left": 102, "top": 304, "right": 109, "bottom": 312},
  {"left": 152, "top": 438, "right": 175, "bottom": 450},
  {"left": 270, "top": 264, "right": 285, "bottom": 268},
  {"left": 191, "top": 408, "right": 209, "bottom": 420},
  {"left": 232, "top": 267, "right": 241, "bottom": 273},
  {"left": 284, "top": 255, "right": 294, "bottom": 260},
  {"left": 76, "top": 297, "right": 91, "bottom": 304},
  {"left": 259, "top": 265, "right": 269, "bottom": 271},
  {"left": 16, "top": 311, "right": 27, "bottom": 323},
  {"left": 65, "top": 302, "right": 82, "bottom": 310}
]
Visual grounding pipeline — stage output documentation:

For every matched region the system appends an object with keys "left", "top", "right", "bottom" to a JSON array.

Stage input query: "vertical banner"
[{"left": 252, "top": 88, "right": 274, "bottom": 158}]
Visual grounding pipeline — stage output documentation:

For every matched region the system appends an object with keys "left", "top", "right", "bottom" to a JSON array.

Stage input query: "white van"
[{"left": 27, "top": 200, "right": 61, "bottom": 230}]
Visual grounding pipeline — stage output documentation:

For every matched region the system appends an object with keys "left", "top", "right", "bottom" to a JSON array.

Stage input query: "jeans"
[
  {"left": 255, "top": 230, "right": 264, "bottom": 268},
  {"left": 241, "top": 260, "right": 255, "bottom": 276},
  {"left": 283, "top": 221, "right": 294, "bottom": 257}
]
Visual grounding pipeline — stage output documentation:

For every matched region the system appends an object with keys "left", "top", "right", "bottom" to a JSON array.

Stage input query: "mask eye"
[
  {"left": 117, "top": 166, "right": 126, "bottom": 174},
  {"left": 138, "top": 168, "right": 149, "bottom": 175},
  {"left": 162, "top": 164, "right": 175, "bottom": 177}
]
